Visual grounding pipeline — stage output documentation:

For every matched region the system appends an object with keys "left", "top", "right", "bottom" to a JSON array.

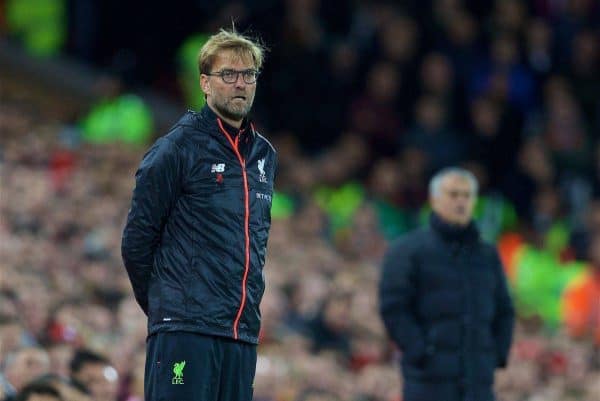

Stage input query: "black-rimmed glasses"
[{"left": 204, "top": 69, "right": 259, "bottom": 84}]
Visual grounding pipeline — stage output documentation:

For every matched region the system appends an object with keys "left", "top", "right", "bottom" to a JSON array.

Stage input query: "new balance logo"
[{"left": 211, "top": 163, "right": 225, "bottom": 173}]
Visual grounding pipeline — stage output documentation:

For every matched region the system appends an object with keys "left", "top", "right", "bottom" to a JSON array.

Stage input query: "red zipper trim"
[{"left": 217, "top": 118, "right": 250, "bottom": 340}]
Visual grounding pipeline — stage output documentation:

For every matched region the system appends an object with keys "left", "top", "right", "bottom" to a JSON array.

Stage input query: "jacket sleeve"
[
  {"left": 492, "top": 249, "right": 515, "bottom": 368},
  {"left": 378, "top": 238, "right": 427, "bottom": 365},
  {"left": 121, "top": 137, "right": 183, "bottom": 314}
]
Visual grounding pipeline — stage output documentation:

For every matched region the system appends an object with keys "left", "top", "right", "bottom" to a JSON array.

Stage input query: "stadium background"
[{"left": 1, "top": 0, "right": 600, "bottom": 400}]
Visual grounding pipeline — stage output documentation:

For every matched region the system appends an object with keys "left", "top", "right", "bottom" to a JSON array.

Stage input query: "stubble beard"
[{"left": 214, "top": 96, "right": 254, "bottom": 122}]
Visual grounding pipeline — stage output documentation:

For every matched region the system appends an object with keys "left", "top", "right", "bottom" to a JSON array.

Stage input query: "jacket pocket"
[
  {"left": 186, "top": 255, "right": 238, "bottom": 327},
  {"left": 424, "top": 350, "right": 461, "bottom": 379},
  {"left": 473, "top": 352, "right": 497, "bottom": 383},
  {"left": 148, "top": 276, "right": 186, "bottom": 321},
  {"left": 474, "top": 326, "right": 495, "bottom": 350}
]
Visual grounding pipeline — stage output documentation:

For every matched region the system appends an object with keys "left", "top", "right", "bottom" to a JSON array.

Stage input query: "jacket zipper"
[{"left": 217, "top": 118, "right": 250, "bottom": 340}]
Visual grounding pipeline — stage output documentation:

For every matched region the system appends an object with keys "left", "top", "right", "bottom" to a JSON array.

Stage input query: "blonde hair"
[{"left": 198, "top": 28, "right": 266, "bottom": 74}]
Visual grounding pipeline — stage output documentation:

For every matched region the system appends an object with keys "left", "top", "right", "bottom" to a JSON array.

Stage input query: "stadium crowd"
[{"left": 2, "top": 0, "right": 600, "bottom": 400}]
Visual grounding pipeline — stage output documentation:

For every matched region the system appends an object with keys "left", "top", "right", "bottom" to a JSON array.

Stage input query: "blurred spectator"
[
  {"left": 467, "top": 96, "right": 522, "bottom": 187},
  {"left": 69, "top": 350, "right": 117, "bottom": 401},
  {"left": 45, "top": 345, "right": 73, "bottom": 380},
  {"left": 13, "top": 381, "right": 62, "bottom": 401},
  {"left": 462, "top": 162, "right": 518, "bottom": 243},
  {"left": 502, "top": 136, "right": 555, "bottom": 220},
  {"left": 470, "top": 33, "right": 536, "bottom": 113},
  {"left": 562, "top": 233, "right": 600, "bottom": 344},
  {"left": 335, "top": 203, "right": 387, "bottom": 262},
  {"left": 403, "top": 95, "right": 464, "bottom": 171},
  {"left": 525, "top": 18, "right": 554, "bottom": 79},
  {"left": 491, "top": 0, "right": 527, "bottom": 34},
  {"left": 537, "top": 76, "right": 592, "bottom": 175},
  {"left": 419, "top": 52, "right": 467, "bottom": 129},
  {"left": 349, "top": 60, "right": 403, "bottom": 158},
  {"left": 397, "top": 147, "right": 429, "bottom": 210},
  {"left": 530, "top": 186, "right": 568, "bottom": 251},
  {"left": 0, "top": 317, "right": 33, "bottom": 361},
  {"left": 308, "top": 291, "right": 353, "bottom": 357},
  {"left": 570, "top": 200, "right": 600, "bottom": 260},
  {"left": 568, "top": 29, "right": 600, "bottom": 133},
  {"left": 376, "top": 12, "right": 419, "bottom": 69},
  {"left": 3, "top": 347, "right": 51, "bottom": 398},
  {"left": 366, "top": 158, "right": 413, "bottom": 239},
  {"left": 435, "top": 8, "right": 479, "bottom": 84},
  {"left": 379, "top": 168, "right": 514, "bottom": 401},
  {"left": 34, "top": 375, "right": 93, "bottom": 401}
]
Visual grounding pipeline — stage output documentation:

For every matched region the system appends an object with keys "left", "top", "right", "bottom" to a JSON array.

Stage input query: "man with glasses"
[
  {"left": 379, "top": 167, "right": 514, "bottom": 401},
  {"left": 122, "top": 28, "right": 276, "bottom": 401}
]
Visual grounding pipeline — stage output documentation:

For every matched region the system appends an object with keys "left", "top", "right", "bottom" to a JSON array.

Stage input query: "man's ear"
[
  {"left": 429, "top": 195, "right": 437, "bottom": 210},
  {"left": 200, "top": 75, "right": 211, "bottom": 96}
]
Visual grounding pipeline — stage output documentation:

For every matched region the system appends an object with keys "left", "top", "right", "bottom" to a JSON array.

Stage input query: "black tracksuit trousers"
[{"left": 144, "top": 332, "right": 257, "bottom": 401}]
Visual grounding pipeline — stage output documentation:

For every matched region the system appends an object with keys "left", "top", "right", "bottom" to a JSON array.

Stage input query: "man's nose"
[{"left": 234, "top": 74, "right": 247, "bottom": 87}]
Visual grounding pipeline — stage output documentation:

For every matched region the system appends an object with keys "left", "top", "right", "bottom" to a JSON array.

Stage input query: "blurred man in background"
[
  {"left": 2, "top": 347, "right": 50, "bottom": 400},
  {"left": 121, "top": 27, "right": 276, "bottom": 401},
  {"left": 379, "top": 167, "right": 515, "bottom": 401},
  {"left": 69, "top": 350, "right": 117, "bottom": 401},
  {"left": 14, "top": 382, "right": 63, "bottom": 401}
]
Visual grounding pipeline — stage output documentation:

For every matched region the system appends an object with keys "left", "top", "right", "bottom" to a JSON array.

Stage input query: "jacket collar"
[
  {"left": 430, "top": 212, "right": 479, "bottom": 243},
  {"left": 186, "top": 106, "right": 256, "bottom": 158},
  {"left": 195, "top": 105, "right": 254, "bottom": 138}
]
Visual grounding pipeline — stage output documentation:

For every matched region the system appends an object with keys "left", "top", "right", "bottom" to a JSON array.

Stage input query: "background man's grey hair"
[{"left": 429, "top": 167, "right": 479, "bottom": 197}]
